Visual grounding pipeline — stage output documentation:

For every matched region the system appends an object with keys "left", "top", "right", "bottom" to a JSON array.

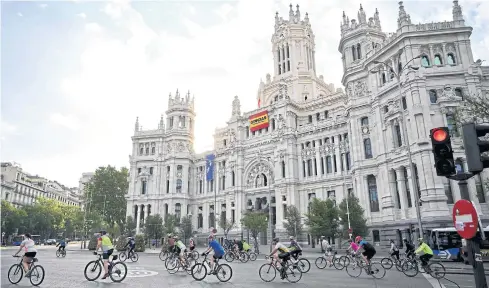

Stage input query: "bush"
[
  {"left": 115, "top": 235, "right": 128, "bottom": 251},
  {"left": 135, "top": 234, "right": 145, "bottom": 252},
  {"left": 88, "top": 236, "right": 99, "bottom": 251}
]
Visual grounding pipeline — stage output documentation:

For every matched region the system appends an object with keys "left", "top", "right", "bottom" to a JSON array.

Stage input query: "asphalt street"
[{"left": 1, "top": 245, "right": 488, "bottom": 288}]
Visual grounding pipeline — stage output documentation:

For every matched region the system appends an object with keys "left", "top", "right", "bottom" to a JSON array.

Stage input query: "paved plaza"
[{"left": 1, "top": 245, "right": 487, "bottom": 288}]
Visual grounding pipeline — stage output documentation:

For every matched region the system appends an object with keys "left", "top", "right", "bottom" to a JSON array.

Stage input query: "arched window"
[
  {"left": 306, "top": 141, "right": 311, "bottom": 147},
  {"left": 455, "top": 159, "right": 464, "bottom": 174},
  {"left": 429, "top": 89, "right": 438, "bottom": 104},
  {"left": 364, "top": 138, "right": 373, "bottom": 159},
  {"left": 145, "top": 147, "right": 149, "bottom": 155},
  {"left": 360, "top": 117, "right": 369, "bottom": 126},
  {"left": 246, "top": 127, "right": 250, "bottom": 138},
  {"left": 434, "top": 54, "right": 443, "bottom": 65},
  {"left": 390, "top": 68, "right": 395, "bottom": 80},
  {"left": 447, "top": 53, "right": 456, "bottom": 65},
  {"left": 281, "top": 161, "right": 286, "bottom": 178},
  {"left": 151, "top": 147, "right": 155, "bottom": 154},
  {"left": 326, "top": 156, "right": 332, "bottom": 173},
  {"left": 325, "top": 137, "right": 330, "bottom": 144},
  {"left": 367, "top": 175, "right": 379, "bottom": 212},
  {"left": 357, "top": 43, "right": 362, "bottom": 59},
  {"left": 381, "top": 73, "right": 386, "bottom": 84},
  {"left": 175, "top": 203, "right": 181, "bottom": 219},
  {"left": 176, "top": 179, "right": 182, "bottom": 193},
  {"left": 455, "top": 88, "right": 463, "bottom": 99},
  {"left": 139, "top": 147, "right": 144, "bottom": 155},
  {"left": 231, "top": 171, "right": 235, "bottom": 186},
  {"left": 421, "top": 55, "right": 430, "bottom": 67},
  {"left": 398, "top": 62, "right": 403, "bottom": 73},
  {"left": 255, "top": 173, "right": 268, "bottom": 187},
  {"left": 352, "top": 45, "right": 356, "bottom": 61},
  {"left": 141, "top": 180, "right": 147, "bottom": 195},
  {"left": 272, "top": 119, "right": 276, "bottom": 130}
]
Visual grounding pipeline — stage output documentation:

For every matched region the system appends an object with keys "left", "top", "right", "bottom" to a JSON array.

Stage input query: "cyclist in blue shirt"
[
  {"left": 202, "top": 234, "right": 225, "bottom": 274},
  {"left": 124, "top": 237, "right": 136, "bottom": 257},
  {"left": 355, "top": 236, "right": 376, "bottom": 266},
  {"left": 56, "top": 239, "right": 66, "bottom": 252}
]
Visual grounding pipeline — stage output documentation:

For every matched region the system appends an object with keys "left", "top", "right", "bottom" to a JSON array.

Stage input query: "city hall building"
[{"left": 126, "top": 2, "right": 489, "bottom": 246}]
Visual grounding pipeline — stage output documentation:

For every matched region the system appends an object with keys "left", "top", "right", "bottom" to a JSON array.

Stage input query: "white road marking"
[{"left": 423, "top": 273, "right": 447, "bottom": 288}]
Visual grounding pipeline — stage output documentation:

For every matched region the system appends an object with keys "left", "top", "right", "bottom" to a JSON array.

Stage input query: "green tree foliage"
[
  {"left": 84, "top": 166, "right": 128, "bottom": 232},
  {"left": 454, "top": 90, "right": 489, "bottom": 125},
  {"left": 144, "top": 214, "right": 164, "bottom": 241},
  {"left": 122, "top": 216, "right": 137, "bottom": 236},
  {"left": 306, "top": 198, "right": 339, "bottom": 239},
  {"left": 115, "top": 235, "right": 128, "bottom": 251},
  {"left": 283, "top": 205, "right": 304, "bottom": 238},
  {"left": 88, "top": 235, "right": 99, "bottom": 251},
  {"left": 218, "top": 217, "right": 235, "bottom": 238},
  {"left": 179, "top": 215, "right": 193, "bottom": 244},
  {"left": 1, "top": 200, "right": 27, "bottom": 236},
  {"left": 163, "top": 214, "right": 179, "bottom": 236},
  {"left": 135, "top": 234, "right": 145, "bottom": 252},
  {"left": 241, "top": 211, "right": 268, "bottom": 251},
  {"left": 338, "top": 195, "right": 368, "bottom": 239}
]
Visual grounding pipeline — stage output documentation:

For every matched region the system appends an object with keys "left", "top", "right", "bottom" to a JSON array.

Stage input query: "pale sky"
[{"left": 1, "top": 0, "right": 488, "bottom": 187}]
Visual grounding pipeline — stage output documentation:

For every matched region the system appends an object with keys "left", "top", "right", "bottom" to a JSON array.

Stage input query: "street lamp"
[{"left": 370, "top": 49, "right": 424, "bottom": 239}]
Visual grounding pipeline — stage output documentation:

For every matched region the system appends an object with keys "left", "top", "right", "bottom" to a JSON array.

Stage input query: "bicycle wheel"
[
  {"left": 185, "top": 258, "right": 196, "bottom": 275},
  {"left": 165, "top": 257, "right": 179, "bottom": 274},
  {"left": 284, "top": 265, "right": 302, "bottom": 283},
  {"left": 333, "top": 256, "right": 345, "bottom": 270},
  {"left": 7, "top": 264, "right": 23, "bottom": 284},
  {"left": 216, "top": 263, "right": 233, "bottom": 282},
  {"left": 84, "top": 260, "right": 102, "bottom": 281},
  {"left": 370, "top": 262, "right": 386, "bottom": 279},
  {"left": 338, "top": 255, "right": 351, "bottom": 268},
  {"left": 395, "top": 259, "right": 403, "bottom": 272},
  {"left": 258, "top": 263, "right": 277, "bottom": 282},
  {"left": 401, "top": 260, "right": 419, "bottom": 277},
  {"left": 380, "top": 257, "right": 393, "bottom": 269},
  {"left": 109, "top": 262, "right": 128, "bottom": 282},
  {"left": 315, "top": 256, "right": 328, "bottom": 269},
  {"left": 29, "top": 265, "right": 45, "bottom": 286},
  {"left": 346, "top": 263, "right": 362, "bottom": 278},
  {"left": 56, "top": 251, "right": 61, "bottom": 258},
  {"left": 130, "top": 252, "right": 139, "bottom": 262},
  {"left": 62, "top": 251, "right": 66, "bottom": 258},
  {"left": 191, "top": 250, "right": 199, "bottom": 261},
  {"left": 191, "top": 263, "right": 207, "bottom": 281},
  {"left": 224, "top": 252, "right": 234, "bottom": 262},
  {"left": 159, "top": 251, "right": 168, "bottom": 261},
  {"left": 249, "top": 252, "right": 257, "bottom": 261},
  {"left": 296, "top": 258, "right": 310, "bottom": 273},
  {"left": 119, "top": 252, "right": 127, "bottom": 262},
  {"left": 239, "top": 252, "right": 249, "bottom": 263},
  {"left": 428, "top": 262, "right": 446, "bottom": 279}
]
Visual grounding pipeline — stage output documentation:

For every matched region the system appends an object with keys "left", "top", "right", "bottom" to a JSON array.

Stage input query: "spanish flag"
[{"left": 249, "top": 110, "right": 269, "bottom": 132}]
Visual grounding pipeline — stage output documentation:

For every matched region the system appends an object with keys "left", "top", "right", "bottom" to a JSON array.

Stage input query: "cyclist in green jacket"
[{"left": 415, "top": 238, "right": 434, "bottom": 268}]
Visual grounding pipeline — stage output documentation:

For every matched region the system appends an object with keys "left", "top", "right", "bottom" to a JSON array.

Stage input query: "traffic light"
[
  {"left": 430, "top": 127, "right": 456, "bottom": 176},
  {"left": 462, "top": 123, "right": 489, "bottom": 174}
]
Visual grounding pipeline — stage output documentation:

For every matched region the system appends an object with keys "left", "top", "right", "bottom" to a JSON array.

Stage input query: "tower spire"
[
  {"left": 289, "top": 3, "right": 294, "bottom": 21},
  {"left": 295, "top": 4, "right": 301, "bottom": 21},
  {"left": 158, "top": 114, "right": 165, "bottom": 130},
  {"left": 452, "top": 0, "right": 463, "bottom": 21},
  {"left": 358, "top": 4, "right": 367, "bottom": 24},
  {"left": 397, "top": 1, "right": 411, "bottom": 28},
  {"left": 134, "top": 117, "right": 140, "bottom": 132}
]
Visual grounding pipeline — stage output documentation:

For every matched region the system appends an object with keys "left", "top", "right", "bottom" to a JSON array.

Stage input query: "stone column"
[
  {"left": 315, "top": 147, "right": 321, "bottom": 176},
  {"left": 274, "top": 188, "right": 284, "bottom": 230},
  {"left": 136, "top": 204, "right": 141, "bottom": 234},
  {"left": 395, "top": 168, "right": 409, "bottom": 219},
  {"left": 405, "top": 167, "right": 417, "bottom": 219},
  {"left": 335, "top": 136, "right": 342, "bottom": 175},
  {"left": 388, "top": 170, "right": 400, "bottom": 209},
  {"left": 203, "top": 203, "right": 209, "bottom": 231}
]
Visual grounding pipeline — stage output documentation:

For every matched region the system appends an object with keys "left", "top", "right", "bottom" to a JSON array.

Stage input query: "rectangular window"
[
  {"left": 150, "top": 167, "right": 153, "bottom": 175},
  {"left": 324, "top": 111, "right": 328, "bottom": 118},
  {"left": 394, "top": 124, "right": 403, "bottom": 147},
  {"left": 231, "top": 209, "right": 235, "bottom": 223},
  {"left": 326, "top": 156, "right": 332, "bottom": 174},
  {"left": 314, "top": 159, "right": 318, "bottom": 176},
  {"left": 333, "top": 155, "right": 337, "bottom": 172},
  {"left": 320, "top": 157, "right": 325, "bottom": 174},
  {"left": 308, "top": 115, "right": 313, "bottom": 123},
  {"left": 373, "top": 230, "right": 380, "bottom": 242},
  {"left": 340, "top": 153, "right": 345, "bottom": 171},
  {"left": 166, "top": 180, "right": 170, "bottom": 193},
  {"left": 307, "top": 159, "right": 313, "bottom": 176},
  {"left": 302, "top": 162, "right": 306, "bottom": 177},
  {"left": 316, "top": 113, "right": 320, "bottom": 121},
  {"left": 346, "top": 152, "right": 351, "bottom": 170}
]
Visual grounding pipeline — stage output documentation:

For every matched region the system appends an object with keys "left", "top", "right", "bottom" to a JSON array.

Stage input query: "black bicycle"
[
  {"left": 259, "top": 255, "right": 302, "bottom": 283},
  {"left": 8, "top": 255, "right": 45, "bottom": 286},
  {"left": 191, "top": 252, "right": 233, "bottom": 282},
  {"left": 84, "top": 252, "right": 128, "bottom": 282},
  {"left": 56, "top": 248, "right": 66, "bottom": 258},
  {"left": 119, "top": 248, "right": 139, "bottom": 262}
]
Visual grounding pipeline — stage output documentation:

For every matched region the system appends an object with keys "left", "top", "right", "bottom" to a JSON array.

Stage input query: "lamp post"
[
  {"left": 371, "top": 49, "right": 424, "bottom": 239},
  {"left": 268, "top": 183, "right": 273, "bottom": 253}
]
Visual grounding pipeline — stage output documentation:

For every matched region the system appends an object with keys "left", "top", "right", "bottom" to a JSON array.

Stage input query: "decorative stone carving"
[
  {"left": 246, "top": 162, "right": 274, "bottom": 189},
  {"left": 166, "top": 143, "right": 173, "bottom": 154},
  {"left": 301, "top": 148, "right": 315, "bottom": 159},
  {"left": 177, "top": 141, "right": 185, "bottom": 152},
  {"left": 232, "top": 96, "right": 241, "bottom": 117}
]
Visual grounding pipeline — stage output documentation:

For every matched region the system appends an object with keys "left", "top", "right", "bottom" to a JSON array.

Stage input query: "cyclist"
[
  {"left": 242, "top": 239, "right": 251, "bottom": 252},
  {"left": 56, "top": 238, "right": 66, "bottom": 253},
  {"left": 167, "top": 234, "right": 175, "bottom": 253},
  {"left": 415, "top": 238, "right": 434, "bottom": 268},
  {"left": 321, "top": 236, "right": 329, "bottom": 253},
  {"left": 96, "top": 230, "right": 114, "bottom": 280},
  {"left": 348, "top": 238, "right": 359, "bottom": 255},
  {"left": 288, "top": 236, "right": 302, "bottom": 263},
  {"left": 404, "top": 238, "right": 415, "bottom": 259},
  {"left": 235, "top": 239, "right": 244, "bottom": 252},
  {"left": 123, "top": 236, "right": 136, "bottom": 258},
  {"left": 13, "top": 233, "right": 37, "bottom": 277},
  {"left": 174, "top": 236, "right": 187, "bottom": 266},
  {"left": 189, "top": 238, "right": 196, "bottom": 251},
  {"left": 389, "top": 239, "right": 400, "bottom": 261},
  {"left": 202, "top": 234, "right": 225, "bottom": 275},
  {"left": 268, "top": 238, "right": 290, "bottom": 271},
  {"left": 355, "top": 236, "right": 376, "bottom": 267}
]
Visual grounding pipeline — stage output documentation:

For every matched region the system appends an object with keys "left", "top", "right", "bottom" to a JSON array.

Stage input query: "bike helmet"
[
  {"left": 403, "top": 238, "right": 408, "bottom": 242},
  {"left": 272, "top": 237, "right": 280, "bottom": 243},
  {"left": 418, "top": 237, "right": 424, "bottom": 243},
  {"left": 355, "top": 236, "right": 362, "bottom": 243},
  {"left": 289, "top": 236, "right": 294, "bottom": 240},
  {"left": 174, "top": 235, "right": 179, "bottom": 239},
  {"left": 99, "top": 230, "right": 107, "bottom": 235}
]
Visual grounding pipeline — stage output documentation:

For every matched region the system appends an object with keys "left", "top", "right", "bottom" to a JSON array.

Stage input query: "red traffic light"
[{"left": 433, "top": 128, "right": 448, "bottom": 142}]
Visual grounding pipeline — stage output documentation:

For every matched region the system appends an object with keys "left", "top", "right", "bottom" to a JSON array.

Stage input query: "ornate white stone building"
[{"left": 126, "top": 2, "right": 489, "bottom": 245}]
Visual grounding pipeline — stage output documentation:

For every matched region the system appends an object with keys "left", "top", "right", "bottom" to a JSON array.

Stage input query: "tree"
[
  {"left": 241, "top": 211, "right": 268, "bottom": 253},
  {"left": 122, "top": 216, "right": 137, "bottom": 236},
  {"left": 144, "top": 214, "right": 164, "bottom": 242},
  {"left": 218, "top": 217, "right": 235, "bottom": 239},
  {"left": 84, "top": 166, "right": 128, "bottom": 233},
  {"left": 338, "top": 195, "right": 368, "bottom": 239},
  {"left": 179, "top": 216, "right": 193, "bottom": 244},
  {"left": 454, "top": 90, "right": 489, "bottom": 126},
  {"left": 283, "top": 205, "right": 304, "bottom": 239},
  {"left": 163, "top": 214, "right": 179, "bottom": 236},
  {"left": 1, "top": 200, "right": 27, "bottom": 237},
  {"left": 306, "top": 198, "right": 339, "bottom": 246}
]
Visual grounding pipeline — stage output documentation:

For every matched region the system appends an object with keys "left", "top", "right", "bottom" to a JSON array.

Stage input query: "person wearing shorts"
[
  {"left": 13, "top": 233, "right": 37, "bottom": 277},
  {"left": 96, "top": 230, "right": 114, "bottom": 279},
  {"left": 269, "top": 237, "right": 291, "bottom": 273},
  {"left": 202, "top": 234, "right": 224, "bottom": 274},
  {"left": 356, "top": 236, "right": 376, "bottom": 266}
]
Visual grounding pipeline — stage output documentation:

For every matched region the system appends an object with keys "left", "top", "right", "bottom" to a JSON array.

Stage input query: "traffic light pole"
[{"left": 452, "top": 174, "right": 487, "bottom": 288}]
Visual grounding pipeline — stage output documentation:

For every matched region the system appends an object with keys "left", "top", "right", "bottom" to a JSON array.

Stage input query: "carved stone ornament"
[
  {"left": 232, "top": 96, "right": 241, "bottom": 117},
  {"left": 177, "top": 141, "right": 185, "bottom": 152},
  {"left": 361, "top": 125, "right": 370, "bottom": 135},
  {"left": 166, "top": 143, "right": 173, "bottom": 154},
  {"left": 246, "top": 162, "right": 274, "bottom": 189},
  {"left": 196, "top": 170, "right": 204, "bottom": 180},
  {"left": 301, "top": 148, "right": 315, "bottom": 160}
]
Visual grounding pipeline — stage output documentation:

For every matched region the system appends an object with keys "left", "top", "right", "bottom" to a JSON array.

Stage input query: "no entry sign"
[{"left": 452, "top": 199, "right": 479, "bottom": 239}]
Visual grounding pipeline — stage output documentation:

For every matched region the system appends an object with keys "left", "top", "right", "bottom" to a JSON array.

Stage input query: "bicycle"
[
  {"left": 224, "top": 249, "right": 248, "bottom": 263},
  {"left": 401, "top": 255, "right": 446, "bottom": 279},
  {"left": 191, "top": 252, "right": 233, "bottom": 282},
  {"left": 259, "top": 255, "right": 302, "bottom": 283},
  {"left": 380, "top": 252, "right": 404, "bottom": 271},
  {"left": 84, "top": 252, "right": 128, "bottom": 282},
  {"left": 8, "top": 255, "right": 45, "bottom": 286},
  {"left": 165, "top": 251, "right": 195, "bottom": 275},
  {"left": 289, "top": 250, "right": 311, "bottom": 273},
  {"left": 243, "top": 249, "right": 258, "bottom": 261},
  {"left": 336, "top": 250, "right": 358, "bottom": 268},
  {"left": 315, "top": 251, "right": 343, "bottom": 270},
  {"left": 119, "top": 248, "right": 139, "bottom": 262},
  {"left": 56, "top": 248, "right": 67, "bottom": 258},
  {"left": 345, "top": 255, "right": 386, "bottom": 279}
]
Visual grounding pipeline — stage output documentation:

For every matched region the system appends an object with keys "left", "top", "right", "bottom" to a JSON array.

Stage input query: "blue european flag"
[{"left": 206, "top": 154, "right": 215, "bottom": 181}]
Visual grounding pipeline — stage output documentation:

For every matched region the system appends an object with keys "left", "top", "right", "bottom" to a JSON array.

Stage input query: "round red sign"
[{"left": 452, "top": 199, "right": 479, "bottom": 239}]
